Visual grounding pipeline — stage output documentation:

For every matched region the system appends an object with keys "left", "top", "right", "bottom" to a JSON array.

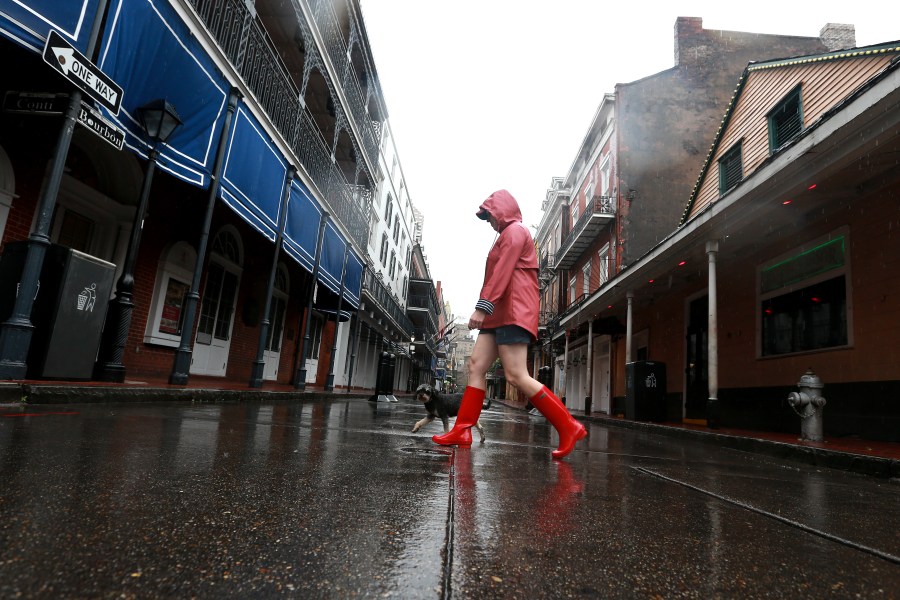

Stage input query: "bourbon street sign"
[
  {"left": 77, "top": 102, "right": 125, "bottom": 150},
  {"left": 42, "top": 29, "right": 123, "bottom": 115}
]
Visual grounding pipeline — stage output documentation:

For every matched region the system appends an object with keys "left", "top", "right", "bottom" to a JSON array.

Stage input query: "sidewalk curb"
[
  {"left": 576, "top": 413, "right": 900, "bottom": 479},
  {"left": 3, "top": 382, "right": 370, "bottom": 405}
]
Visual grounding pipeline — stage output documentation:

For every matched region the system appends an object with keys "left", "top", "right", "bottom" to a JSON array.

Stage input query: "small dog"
[{"left": 412, "top": 383, "right": 491, "bottom": 443}]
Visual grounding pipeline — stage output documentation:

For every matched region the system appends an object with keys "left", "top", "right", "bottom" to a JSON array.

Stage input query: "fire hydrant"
[{"left": 787, "top": 369, "right": 826, "bottom": 441}]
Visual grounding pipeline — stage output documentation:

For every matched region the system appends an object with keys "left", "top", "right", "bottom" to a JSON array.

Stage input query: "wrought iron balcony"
[
  {"left": 362, "top": 268, "right": 414, "bottom": 338},
  {"left": 187, "top": 0, "right": 373, "bottom": 249},
  {"left": 555, "top": 195, "right": 615, "bottom": 270}
]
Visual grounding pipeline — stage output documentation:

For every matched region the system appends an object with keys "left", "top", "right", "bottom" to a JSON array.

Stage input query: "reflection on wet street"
[{"left": 1, "top": 398, "right": 898, "bottom": 598}]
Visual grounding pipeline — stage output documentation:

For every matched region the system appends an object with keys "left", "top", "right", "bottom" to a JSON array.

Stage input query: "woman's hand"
[{"left": 468, "top": 309, "right": 487, "bottom": 330}]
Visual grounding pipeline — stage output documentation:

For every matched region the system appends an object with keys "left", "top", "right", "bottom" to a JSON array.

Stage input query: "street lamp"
[{"left": 94, "top": 99, "right": 182, "bottom": 382}]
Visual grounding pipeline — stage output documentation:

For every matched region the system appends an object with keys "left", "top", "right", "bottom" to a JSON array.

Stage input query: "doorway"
[
  {"left": 685, "top": 295, "right": 708, "bottom": 422},
  {"left": 191, "top": 228, "right": 242, "bottom": 377},
  {"left": 592, "top": 336, "right": 611, "bottom": 414},
  {"left": 262, "top": 264, "right": 289, "bottom": 380}
]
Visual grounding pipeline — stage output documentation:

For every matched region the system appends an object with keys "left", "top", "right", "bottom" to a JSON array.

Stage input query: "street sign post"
[{"left": 42, "top": 30, "right": 123, "bottom": 115}]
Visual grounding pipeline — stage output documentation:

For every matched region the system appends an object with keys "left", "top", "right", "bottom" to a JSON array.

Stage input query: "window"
[
  {"left": 368, "top": 214, "right": 378, "bottom": 248},
  {"left": 759, "top": 232, "right": 850, "bottom": 357},
  {"left": 599, "top": 243, "right": 610, "bottom": 284},
  {"left": 265, "top": 265, "right": 289, "bottom": 352},
  {"left": 197, "top": 262, "right": 239, "bottom": 342},
  {"left": 305, "top": 314, "right": 324, "bottom": 360},
  {"left": 53, "top": 208, "right": 95, "bottom": 253},
  {"left": 144, "top": 241, "right": 197, "bottom": 347},
  {"left": 768, "top": 85, "right": 803, "bottom": 152},
  {"left": 569, "top": 276, "right": 576, "bottom": 304},
  {"left": 380, "top": 233, "right": 389, "bottom": 265},
  {"left": 570, "top": 200, "right": 579, "bottom": 224},
  {"left": 718, "top": 141, "right": 743, "bottom": 195},
  {"left": 196, "top": 229, "right": 242, "bottom": 345},
  {"left": 385, "top": 194, "right": 393, "bottom": 223},
  {"left": 582, "top": 262, "right": 591, "bottom": 295},
  {"left": 600, "top": 157, "right": 611, "bottom": 197},
  {"left": 393, "top": 215, "right": 400, "bottom": 243}
]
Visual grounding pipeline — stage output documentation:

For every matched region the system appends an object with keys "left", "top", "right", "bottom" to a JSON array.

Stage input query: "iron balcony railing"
[
  {"left": 412, "top": 328, "right": 438, "bottom": 355},
  {"left": 188, "top": 0, "right": 371, "bottom": 249},
  {"left": 362, "top": 269, "right": 414, "bottom": 338},
  {"left": 408, "top": 278, "right": 439, "bottom": 314},
  {"left": 556, "top": 195, "right": 615, "bottom": 269},
  {"left": 539, "top": 253, "right": 555, "bottom": 272},
  {"left": 306, "top": 0, "right": 381, "bottom": 164}
]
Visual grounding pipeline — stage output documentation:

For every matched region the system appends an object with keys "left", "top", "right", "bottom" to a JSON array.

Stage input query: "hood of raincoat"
[{"left": 476, "top": 189, "right": 522, "bottom": 231}]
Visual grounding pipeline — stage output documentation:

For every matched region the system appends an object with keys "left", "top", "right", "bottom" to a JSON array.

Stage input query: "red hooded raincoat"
[{"left": 474, "top": 190, "right": 540, "bottom": 340}]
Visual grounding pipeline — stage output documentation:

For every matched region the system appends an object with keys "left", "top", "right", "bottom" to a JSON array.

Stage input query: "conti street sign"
[
  {"left": 42, "top": 29, "right": 123, "bottom": 115},
  {"left": 77, "top": 103, "right": 125, "bottom": 151},
  {"left": 2, "top": 91, "right": 69, "bottom": 115}
]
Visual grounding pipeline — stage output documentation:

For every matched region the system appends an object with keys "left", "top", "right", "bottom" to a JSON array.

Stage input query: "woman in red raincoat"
[{"left": 433, "top": 190, "right": 587, "bottom": 459}]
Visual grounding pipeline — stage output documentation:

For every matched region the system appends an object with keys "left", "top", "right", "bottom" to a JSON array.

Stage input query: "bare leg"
[
  {"left": 497, "top": 343, "right": 542, "bottom": 398},
  {"left": 467, "top": 332, "right": 499, "bottom": 391}
]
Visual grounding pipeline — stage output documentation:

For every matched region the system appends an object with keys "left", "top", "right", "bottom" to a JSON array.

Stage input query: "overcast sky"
[{"left": 358, "top": 1, "right": 898, "bottom": 328}]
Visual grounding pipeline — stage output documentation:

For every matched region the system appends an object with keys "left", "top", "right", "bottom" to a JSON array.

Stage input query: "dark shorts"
[{"left": 480, "top": 325, "right": 534, "bottom": 345}]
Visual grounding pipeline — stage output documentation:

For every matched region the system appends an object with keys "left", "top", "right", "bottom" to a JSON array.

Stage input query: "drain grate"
[{"left": 399, "top": 446, "right": 452, "bottom": 457}]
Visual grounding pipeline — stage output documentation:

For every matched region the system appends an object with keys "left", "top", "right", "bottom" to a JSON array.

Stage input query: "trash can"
[
  {"left": 369, "top": 351, "right": 397, "bottom": 402},
  {"left": 625, "top": 360, "right": 667, "bottom": 421},
  {"left": 0, "top": 241, "right": 116, "bottom": 379}
]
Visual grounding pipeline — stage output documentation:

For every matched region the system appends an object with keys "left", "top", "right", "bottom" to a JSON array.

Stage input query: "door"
[
  {"left": 262, "top": 265, "right": 289, "bottom": 380},
  {"left": 685, "top": 295, "right": 708, "bottom": 422},
  {"left": 191, "top": 229, "right": 242, "bottom": 377},
  {"left": 592, "top": 337, "right": 611, "bottom": 414},
  {"left": 302, "top": 313, "right": 324, "bottom": 385}
]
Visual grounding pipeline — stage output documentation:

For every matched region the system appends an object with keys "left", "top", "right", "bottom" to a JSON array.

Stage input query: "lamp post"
[{"left": 94, "top": 99, "right": 182, "bottom": 382}]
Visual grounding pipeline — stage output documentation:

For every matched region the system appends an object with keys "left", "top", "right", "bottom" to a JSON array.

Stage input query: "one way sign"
[{"left": 42, "top": 30, "right": 123, "bottom": 115}]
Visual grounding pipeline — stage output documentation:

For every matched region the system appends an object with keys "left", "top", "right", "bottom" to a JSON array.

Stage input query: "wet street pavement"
[{"left": 1, "top": 396, "right": 898, "bottom": 599}]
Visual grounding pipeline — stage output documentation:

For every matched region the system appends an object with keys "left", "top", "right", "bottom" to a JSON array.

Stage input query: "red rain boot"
[
  {"left": 433, "top": 386, "right": 486, "bottom": 447},
  {"left": 529, "top": 386, "right": 587, "bottom": 459}
]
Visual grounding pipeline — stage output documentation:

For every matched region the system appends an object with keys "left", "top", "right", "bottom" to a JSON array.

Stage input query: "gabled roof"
[{"left": 679, "top": 41, "right": 900, "bottom": 226}]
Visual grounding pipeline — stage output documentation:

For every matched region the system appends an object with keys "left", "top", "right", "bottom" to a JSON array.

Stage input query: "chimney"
[
  {"left": 674, "top": 17, "right": 703, "bottom": 66},
  {"left": 820, "top": 23, "right": 856, "bottom": 51}
]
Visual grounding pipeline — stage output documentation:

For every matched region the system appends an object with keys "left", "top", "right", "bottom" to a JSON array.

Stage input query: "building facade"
[
  {"left": 538, "top": 17, "right": 900, "bottom": 441},
  {"left": 0, "top": 0, "right": 440, "bottom": 394},
  {"left": 537, "top": 17, "right": 858, "bottom": 417}
]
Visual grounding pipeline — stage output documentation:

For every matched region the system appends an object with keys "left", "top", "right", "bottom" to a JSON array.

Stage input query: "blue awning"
[
  {"left": 218, "top": 104, "right": 288, "bottom": 242},
  {"left": 0, "top": 0, "right": 100, "bottom": 53},
  {"left": 96, "top": 0, "right": 229, "bottom": 188},
  {"left": 283, "top": 180, "right": 324, "bottom": 272},
  {"left": 319, "top": 223, "right": 346, "bottom": 295},
  {"left": 343, "top": 252, "right": 363, "bottom": 310},
  {"left": 283, "top": 182, "right": 361, "bottom": 310}
]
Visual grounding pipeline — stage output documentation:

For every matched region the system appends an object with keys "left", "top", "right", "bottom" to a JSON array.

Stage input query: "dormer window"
[
  {"left": 718, "top": 141, "right": 743, "bottom": 195},
  {"left": 768, "top": 85, "right": 803, "bottom": 152}
]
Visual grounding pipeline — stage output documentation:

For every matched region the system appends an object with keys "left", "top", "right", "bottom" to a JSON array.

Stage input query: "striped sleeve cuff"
[{"left": 475, "top": 299, "right": 494, "bottom": 315}]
